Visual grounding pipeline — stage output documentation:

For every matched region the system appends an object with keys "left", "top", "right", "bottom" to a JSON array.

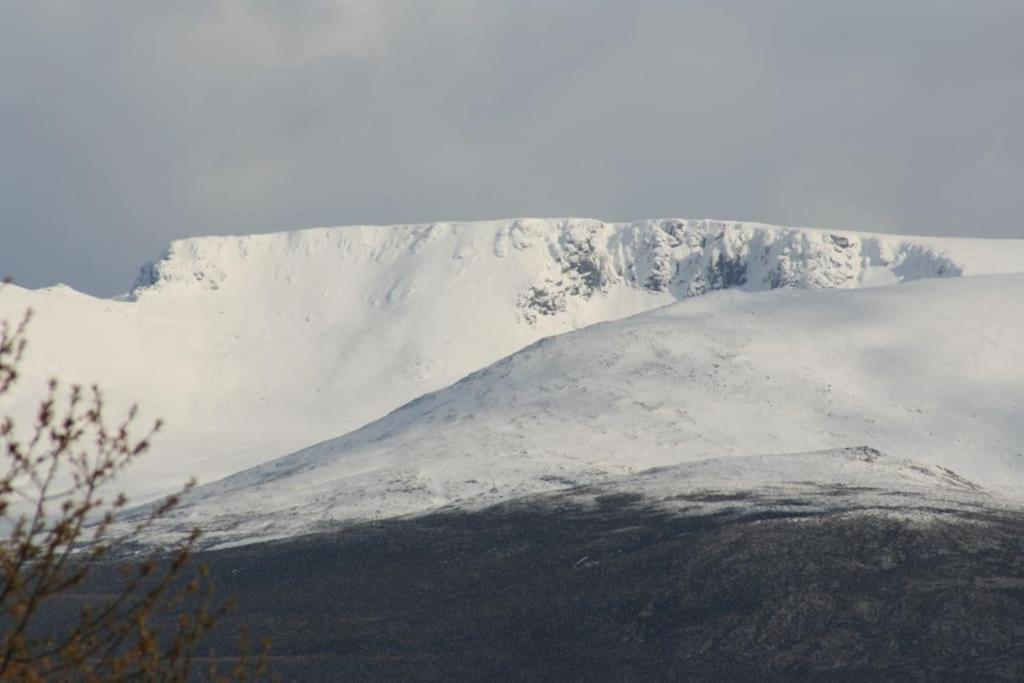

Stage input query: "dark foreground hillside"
[{"left": 51, "top": 491, "right": 1024, "bottom": 681}]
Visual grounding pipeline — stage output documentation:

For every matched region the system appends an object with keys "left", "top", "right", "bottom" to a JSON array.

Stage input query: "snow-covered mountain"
[
  {"left": 136, "top": 273, "right": 1024, "bottom": 547},
  {"left": 7, "top": 218, "right": 1020, "bottom": 506}
]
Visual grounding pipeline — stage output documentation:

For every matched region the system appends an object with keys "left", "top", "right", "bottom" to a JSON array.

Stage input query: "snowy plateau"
[{"left": 2, "top": 217, "right": 1024, "bottom": 548}]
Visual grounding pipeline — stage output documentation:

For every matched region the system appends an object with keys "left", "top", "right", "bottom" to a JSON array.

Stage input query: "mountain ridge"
[{"left": 127, "top": 218, "right": 981, "bottom": 317}]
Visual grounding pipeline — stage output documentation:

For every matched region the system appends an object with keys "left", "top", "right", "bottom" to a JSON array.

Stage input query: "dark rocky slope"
[{"left": 53, "top": 481, "right": 1024, "bottom": 681}]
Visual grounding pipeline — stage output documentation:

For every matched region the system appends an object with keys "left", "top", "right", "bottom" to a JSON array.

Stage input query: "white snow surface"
[
  {"left": 139, "top": 273, "right": 1024, "bottom": 547},
  {"left": 5, "top": 217, "right": 1019, "bottom": 507}
]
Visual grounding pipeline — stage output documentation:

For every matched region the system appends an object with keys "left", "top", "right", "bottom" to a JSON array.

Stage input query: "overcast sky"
[{"left": 2, "top": 1, "right": 1022, "bottom": 295}]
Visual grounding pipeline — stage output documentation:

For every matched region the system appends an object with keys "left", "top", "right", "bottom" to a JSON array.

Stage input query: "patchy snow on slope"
[
  {"left": 551, "top": 446, "right": 999, "bottom": 521},
  {"left": 6, "top": 218, "right": 1018, "bottom": 506},
  {"left": 131, "top": 273, "right": 1024, "bottom": 547}
]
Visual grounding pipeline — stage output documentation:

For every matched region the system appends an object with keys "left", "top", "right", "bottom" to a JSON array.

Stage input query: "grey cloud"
[{"left": 1, "top": 1, "right": 1022, "bottom": 295}]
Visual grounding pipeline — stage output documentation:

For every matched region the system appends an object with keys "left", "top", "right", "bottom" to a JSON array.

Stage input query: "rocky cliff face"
[
  {"left": 130, "top": 218, "right": 963, "bottom": 325},
  {"left": 503, "top": 218, "right": 961, "bottom": 323}
]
